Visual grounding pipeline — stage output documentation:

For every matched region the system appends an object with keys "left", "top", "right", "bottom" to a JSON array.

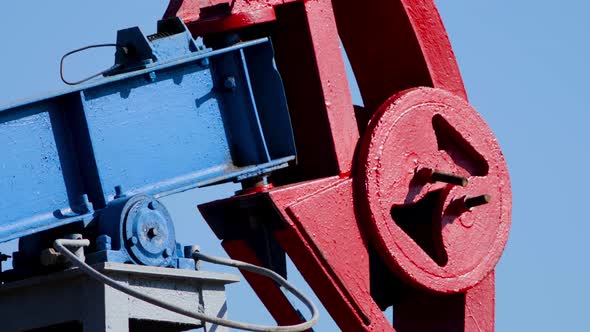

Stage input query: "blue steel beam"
[{"left": 0, "top": 18, "right": 295, "bottom": 244}]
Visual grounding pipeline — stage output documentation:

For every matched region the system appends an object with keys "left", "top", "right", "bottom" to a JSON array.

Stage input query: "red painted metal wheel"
[{"left": 356, "top": 87, "right": 511, "bottom": 293}]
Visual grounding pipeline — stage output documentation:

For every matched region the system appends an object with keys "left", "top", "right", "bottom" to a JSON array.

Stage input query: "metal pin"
[
  {"left": 114, "top": 185, "right": 125, "bottom": 199},
  {"left": 464, "top": 194, "right": 491, "bottom": 209},
  {"left": 224, "top": 76, "right": 237, "bottom": 91},
  {"left": 429, "top": 169, "right": 469, "bottom": 187}
]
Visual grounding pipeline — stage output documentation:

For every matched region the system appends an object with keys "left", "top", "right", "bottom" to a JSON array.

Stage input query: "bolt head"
[
  {"left": 145, "top": 72, "right": 157, "bottom": 82},
  {"left": 184, "top": 245, "right": 200, "bottom": 258},
  {"left": 97, "top": 234, "right": 112, "bottom": 244},
  {"left": 224, "top": 76, "right": 237, "bottom": 91},
  {"left": 163, "top": 247, "right": 173, "bottom": 258},
  {"left": 114, "top": 185, "right": 125, "bottom": 199}
]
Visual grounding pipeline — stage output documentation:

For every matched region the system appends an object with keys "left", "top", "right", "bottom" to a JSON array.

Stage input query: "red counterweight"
[
  {"left": 166, "top": 1, "right": 512, "bottom": 331},
  {"left": 357, "top": 88, "right": 511, "bottom": 295}
]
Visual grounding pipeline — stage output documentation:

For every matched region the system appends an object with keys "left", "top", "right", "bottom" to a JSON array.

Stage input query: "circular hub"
[
  {"left": 122, "top": 196, "right": 176, "bottom": 266},
  {"left": 356, "top": 87, "right": 511, "bottom": 293}
]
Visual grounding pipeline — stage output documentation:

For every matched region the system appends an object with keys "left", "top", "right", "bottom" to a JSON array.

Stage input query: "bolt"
[
  {"left": 114, "top": 185, "right": 125, "bottom": 199},
  {"left": 200, "top": 58, "right": 210, "bottom": 67},
  {"left": 224, "top": 76, "right": 237, "bottom": 91},
  {"left": 163, "top": 247, "right": 173, "bottom": 258},
  {"left": 78, "top": 194, "right": 93, "bottom": 213},
  {"left": 145, "top": 71, "right": 157, "bottom": 82},
  {"left": 184, "top": 245, "right": 200, "bottom": 259},
  {"left": 419, "top": 168, "right": 468, "bottom": 187},
  {"left": 464, "top": 194, "right": 491, "bottom": 209},
  {"left": 96, "top": 234, "right": 112, "bottom": 251},
  {"left": 147, "top": 201, "right": 157, "bottom": 210},
  {"left": 185, "top": 245, "right": 201, "bottom": 270},
  {"left": 129, "top": 236, "right": 138, "bottom": 246}
]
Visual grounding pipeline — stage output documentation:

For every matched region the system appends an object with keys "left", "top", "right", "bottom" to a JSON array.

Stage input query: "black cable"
[{"left": 60, "top": 44, "right": 126, "bottom": 85}]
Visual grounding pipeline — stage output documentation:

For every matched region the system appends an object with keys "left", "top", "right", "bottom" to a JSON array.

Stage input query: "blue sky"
[
  {"left": 1, "top": 1, "right": 588, "bottom": 331},
  {"left": 439, "top": 3, "right": 590, "bottom": 331}
]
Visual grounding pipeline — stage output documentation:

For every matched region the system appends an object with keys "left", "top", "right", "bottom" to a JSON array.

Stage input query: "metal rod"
[
  {"left": 430, "top": 170, "right": 468, "bottom": 187},
  {"left": 464, "top": 194, "right": 491, "bottom": 209}
]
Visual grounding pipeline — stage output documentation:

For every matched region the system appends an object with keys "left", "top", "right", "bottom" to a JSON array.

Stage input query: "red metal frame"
[{"left": 166, "top": 1, "right": 511, "bottom": 331}]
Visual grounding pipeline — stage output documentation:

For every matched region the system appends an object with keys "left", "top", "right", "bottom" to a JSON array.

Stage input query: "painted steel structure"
[
  {"left": 0, "top": 1, "right": 511, "bottom": 331},
  {"left": 165, "top": 1, "right": 512, "bottom": 331},
  {"left": 0, "top": 262, "right": 238, "bottom": 331},
  {"left": 0, "top": 17, "right": 295, "bottom": 278}
]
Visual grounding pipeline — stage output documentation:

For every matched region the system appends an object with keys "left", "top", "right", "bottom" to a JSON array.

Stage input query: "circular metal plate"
[
  {"left": 122, "top": 196, "right": 176, "bottom": 267},
  {"left": 356, "top": 87, "right": 511, "bottom": 293}
]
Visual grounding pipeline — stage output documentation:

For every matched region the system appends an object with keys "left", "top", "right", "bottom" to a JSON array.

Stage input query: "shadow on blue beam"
[{"left": 0, "top": 19, "right": 295, "bottom": 243}]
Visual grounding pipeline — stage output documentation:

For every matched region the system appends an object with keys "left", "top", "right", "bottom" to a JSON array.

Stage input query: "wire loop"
[{"left": 60, "top": 44, "right": 126, "bottom": 85}]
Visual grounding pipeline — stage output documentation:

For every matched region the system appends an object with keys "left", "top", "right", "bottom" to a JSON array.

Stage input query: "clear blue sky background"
[{"left": 0, "top": 1, "right": 588, "bottom": 331}]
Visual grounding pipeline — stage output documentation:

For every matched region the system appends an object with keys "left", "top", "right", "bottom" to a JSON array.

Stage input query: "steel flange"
[
  {"left": 356, "top": 87, "right": 511, "bottom": 293},
  {"left": 122, "top": 196, "right": 176, "bottom": 267}
]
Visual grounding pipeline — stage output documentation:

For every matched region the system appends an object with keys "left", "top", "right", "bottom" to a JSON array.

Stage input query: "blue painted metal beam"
[{"left": 0, "top": 18, "right": 295, "bottom": 243}]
